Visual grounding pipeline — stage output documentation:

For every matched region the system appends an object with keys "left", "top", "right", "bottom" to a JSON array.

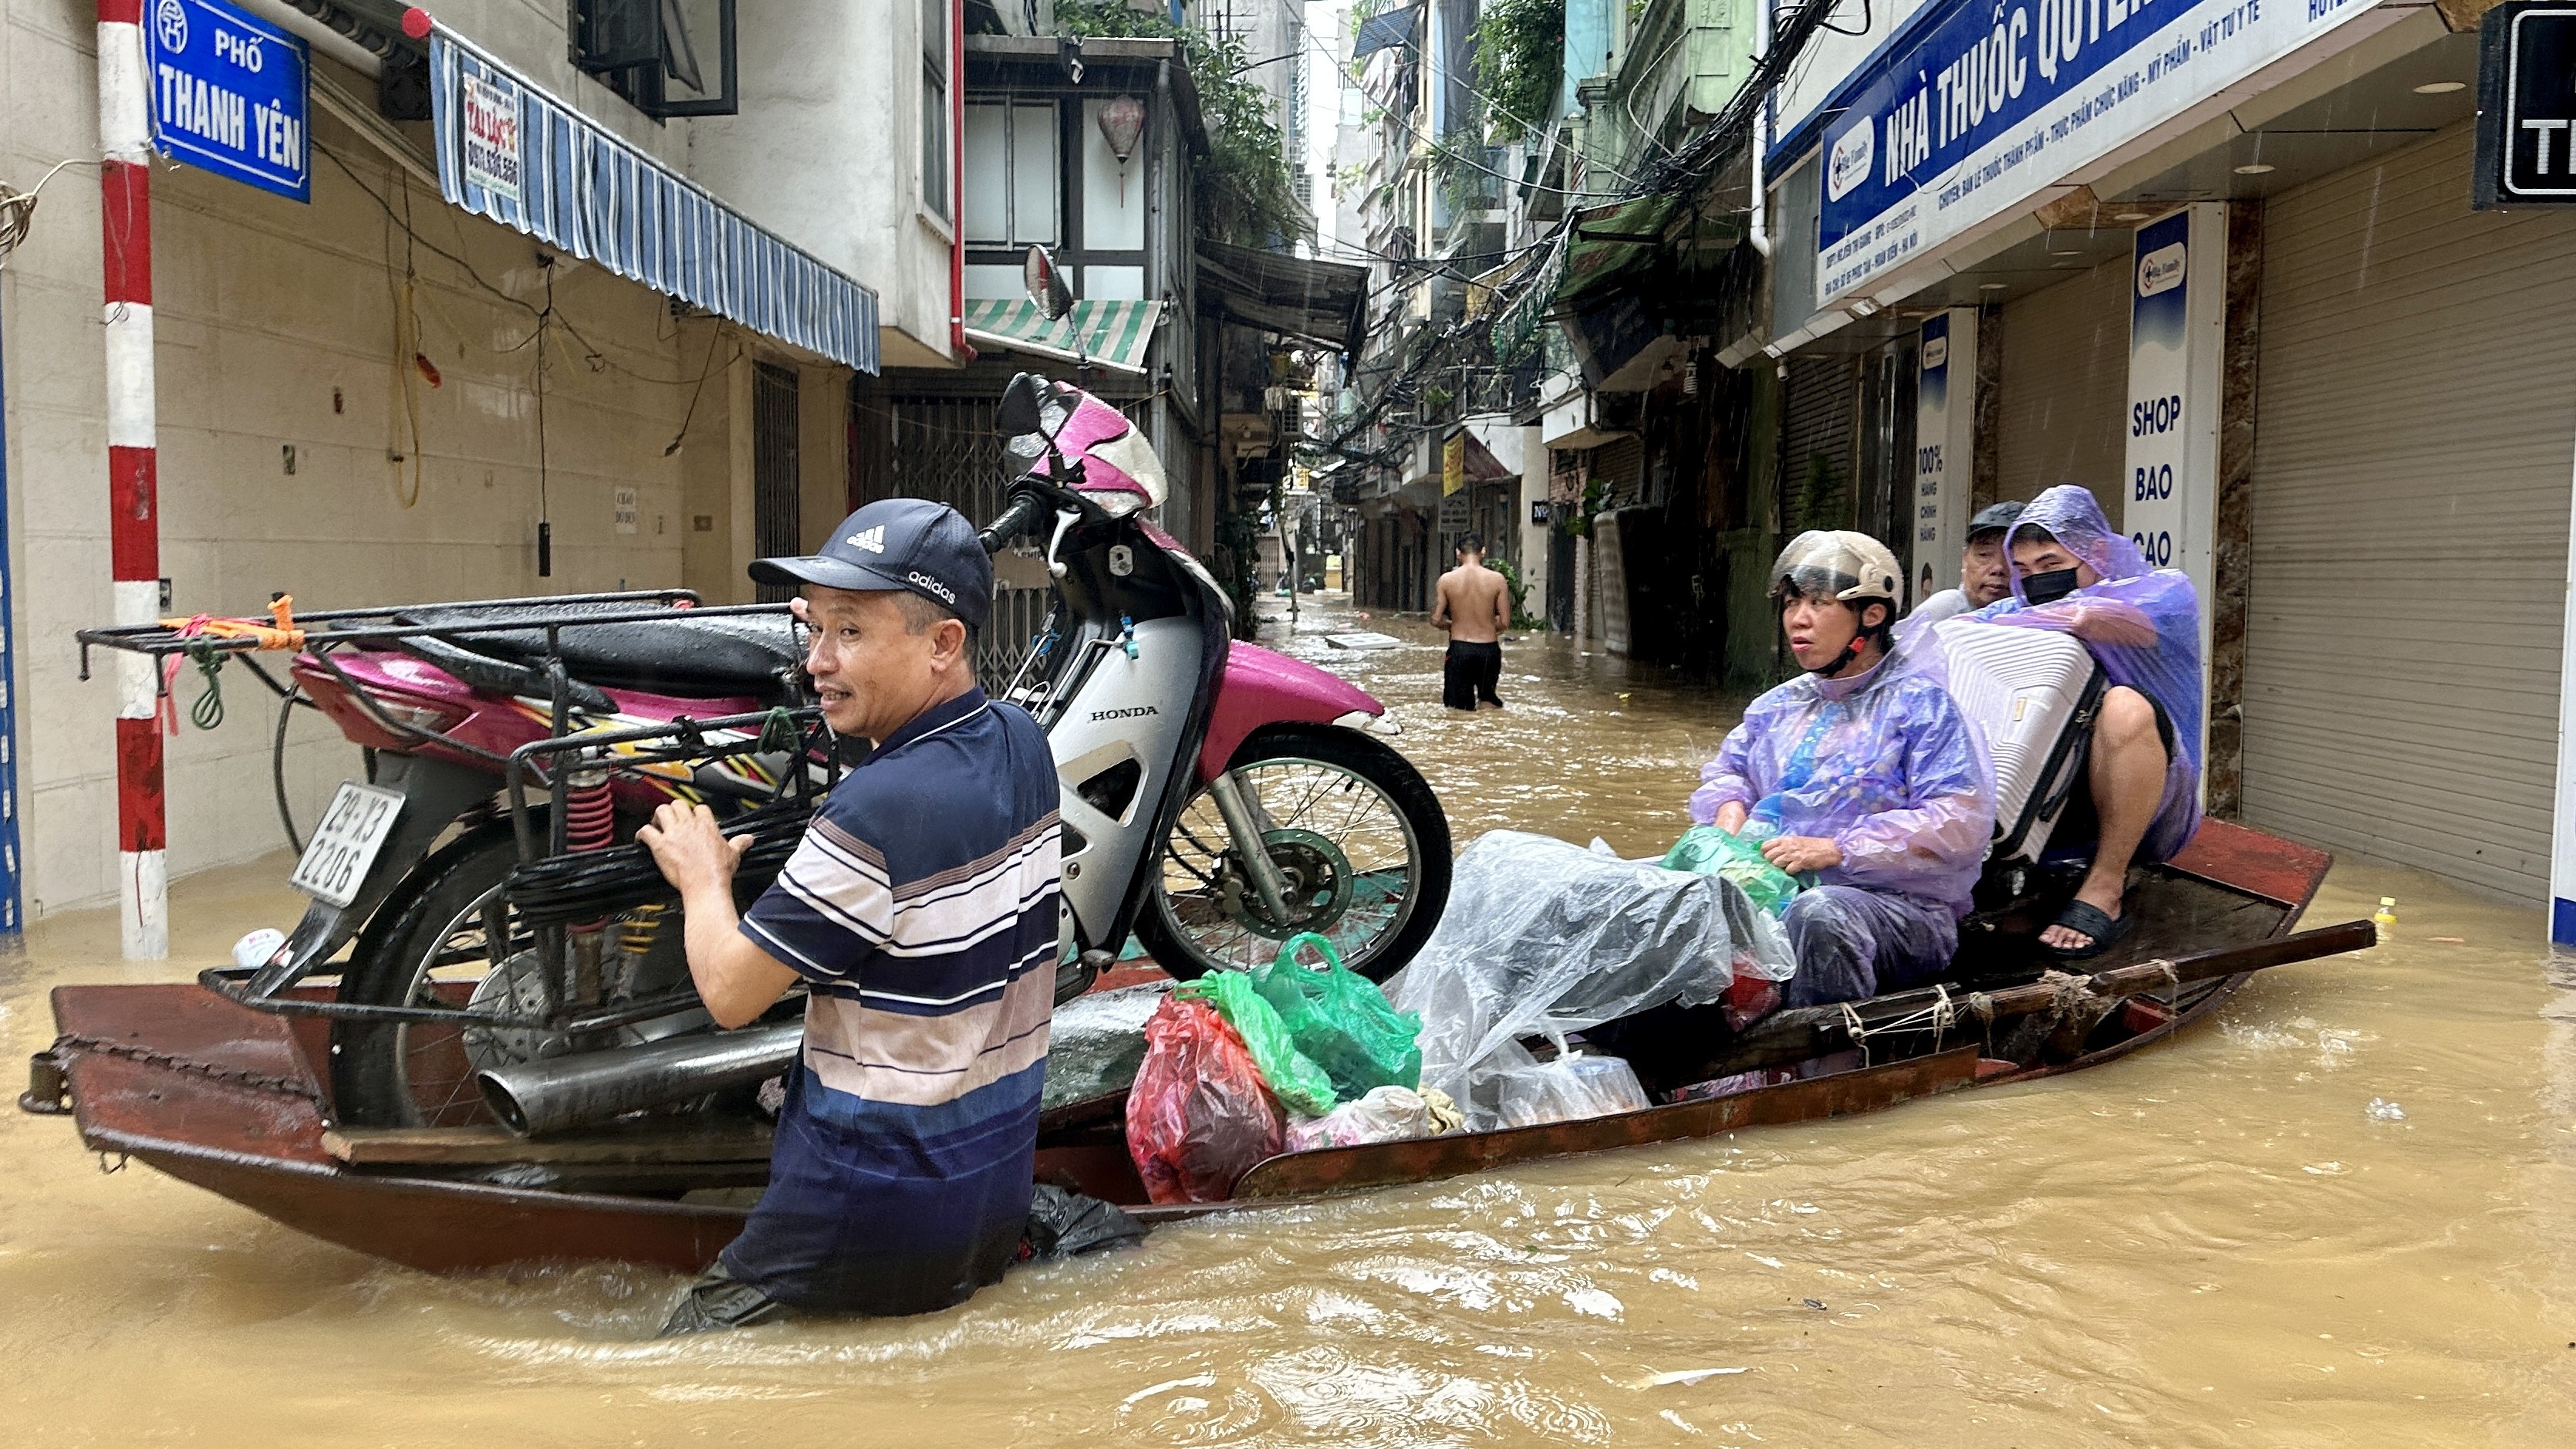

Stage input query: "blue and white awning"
[{"left": 428, "top": 29, "right": 879, "bottom": 373}]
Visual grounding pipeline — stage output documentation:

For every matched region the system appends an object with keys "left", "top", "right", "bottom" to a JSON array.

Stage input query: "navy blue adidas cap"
[{"left": 748, "top": 498, "right": 992, "bottom": 629}]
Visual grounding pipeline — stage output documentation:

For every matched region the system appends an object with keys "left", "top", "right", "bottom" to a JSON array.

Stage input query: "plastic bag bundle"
[
  {"left": 1491, "top": 1052, "right": 1652, "bottom": 1129},
  {"left": 1386, "top": 831, "right": 1798, "bottom": 1128},
  {"left": 1124, "top": 997, "right": 1286, "bottom": 1204},
  {"left": 1284, "top": 1085, "right": 1437, "bottom": 1152},
  {"left": 1252, "top": 932, "right": 1424, "bottom": 1100},
  {"left": 1173, "top": 971, "right": 1339, "bottom": 1118},
  {"left": 1660, "top": 826, "right": 1804, "bottom": 916}
]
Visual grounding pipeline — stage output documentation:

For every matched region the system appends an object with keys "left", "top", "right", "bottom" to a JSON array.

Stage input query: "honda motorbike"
[{"left": 77, "top": 372, "right": 1449, "bottom": 1134}]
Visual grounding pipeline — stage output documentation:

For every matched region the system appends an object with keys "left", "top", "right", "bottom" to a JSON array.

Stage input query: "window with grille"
[{"left": 752, "top": 363, "right": 802, "bottom": 603}]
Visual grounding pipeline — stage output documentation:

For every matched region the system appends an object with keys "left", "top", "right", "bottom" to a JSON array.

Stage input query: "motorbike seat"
[{"left": 396, "top": 603, "right": 801, "bottom": 700}]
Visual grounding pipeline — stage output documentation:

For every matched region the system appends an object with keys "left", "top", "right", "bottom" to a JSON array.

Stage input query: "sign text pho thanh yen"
[
  {"left": 143, "top": 0, "right": 310, "bottom": 202},
  {"left": 1815, "top": 0, "right": 2389, "bottom": 308}
]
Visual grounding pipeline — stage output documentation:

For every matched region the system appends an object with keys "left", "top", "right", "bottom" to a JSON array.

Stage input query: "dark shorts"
[
  {"left": 2048, "top": 687, "right": 2200, "bottom": 869},
  {"left": 1443, "top": 640, "right": 1502, "bottom": 709}
]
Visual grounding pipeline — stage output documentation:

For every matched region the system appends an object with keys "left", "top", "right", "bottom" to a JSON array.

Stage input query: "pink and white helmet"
[{"left": 1012, "top": 382, "right": 1169, "bottom": 516}]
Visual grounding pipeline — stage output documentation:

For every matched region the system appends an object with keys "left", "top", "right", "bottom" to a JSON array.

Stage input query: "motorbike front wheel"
[{"left": 1133, "top": 726, "right": 1450, "bottom": 982}]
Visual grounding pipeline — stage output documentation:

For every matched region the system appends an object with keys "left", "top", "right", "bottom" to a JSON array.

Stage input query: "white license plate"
[{"left": 289, "top": 782, "right": 407, "bottom": 907}]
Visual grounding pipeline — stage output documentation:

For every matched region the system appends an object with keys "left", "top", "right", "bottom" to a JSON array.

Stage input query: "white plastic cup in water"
[{"left": 231, "top": 928, "right": 288, "bottom": 969}]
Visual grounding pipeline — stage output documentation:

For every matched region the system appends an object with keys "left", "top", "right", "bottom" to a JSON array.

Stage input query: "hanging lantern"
[{"left": 1097, "top": 96, "right": 1146, "bottom": 204}]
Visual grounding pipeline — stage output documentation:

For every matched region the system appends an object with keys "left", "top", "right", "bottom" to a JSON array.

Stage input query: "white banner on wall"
[
  {"left": 2123, "top": 204, "right": 2223, "bottom": 766},
  {"left": 1913, "top": 308, "right": 1979, "bottom": 602}
]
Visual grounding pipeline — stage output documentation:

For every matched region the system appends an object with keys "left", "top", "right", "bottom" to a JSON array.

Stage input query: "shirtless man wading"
[{"left": 1433, "top": 534, "right": 1511, "bottom": 710}]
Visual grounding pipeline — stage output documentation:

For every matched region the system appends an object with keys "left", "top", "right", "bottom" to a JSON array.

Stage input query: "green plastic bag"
[
  {"left": 1173, "top": 969, "right": 1339, "bottom": 1117},
  {"left": 1660, "top": 826, "right": 1804, "bottom": 916},
  {"left": 1251, "top": 933, "right": 1424, "bottom": 1100}
]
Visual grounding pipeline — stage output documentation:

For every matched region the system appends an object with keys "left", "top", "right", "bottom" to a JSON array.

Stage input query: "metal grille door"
[
  {"left": 752, "top": 362, "right": 801, "bottom": 603},
  {"left": 878, "top": 394, "right": 1065, "bottom": 690}
]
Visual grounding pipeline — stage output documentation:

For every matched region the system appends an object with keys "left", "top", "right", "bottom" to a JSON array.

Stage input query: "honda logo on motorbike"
[{"left": 1089, "top": 705, "right": 1160, "bottom": 721}]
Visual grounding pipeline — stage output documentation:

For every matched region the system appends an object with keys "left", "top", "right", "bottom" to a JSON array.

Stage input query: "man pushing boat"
[
  {"left": 637, "top": 498, "right": 1062, "bottom": 1333},
  {"left": 1688, "top": 532, "right": 1995, "bottom": 1007}
]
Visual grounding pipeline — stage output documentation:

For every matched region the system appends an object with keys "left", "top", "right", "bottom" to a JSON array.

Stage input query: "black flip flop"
[{"left": 2044, "top": 899, "right": 2132, "bottom": 961}]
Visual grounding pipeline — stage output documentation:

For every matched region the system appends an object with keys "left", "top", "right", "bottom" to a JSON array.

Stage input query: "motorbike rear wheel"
[
  {"left": 329, "top": 819, "right": 522, "bottom": 1127},
  {"left": 1133, "top": 726, "right": 1450, "bottom": 983}
]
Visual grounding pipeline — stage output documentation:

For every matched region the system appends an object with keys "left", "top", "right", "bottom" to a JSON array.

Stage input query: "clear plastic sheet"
[
  {"left": 1041, "top": 981, "right": 1167, "bottom": 1113},
  {"left": 1491, "top": 1052, "right": 1652, "bottom": 1128},
  {"left": 1384, "top": 831, "right": 1795, "bottom": 1128}
]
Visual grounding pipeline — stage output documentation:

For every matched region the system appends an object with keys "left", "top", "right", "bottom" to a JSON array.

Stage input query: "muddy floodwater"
[{"left": 5, "top": 596, "right": 2574, "bottom": 1446}]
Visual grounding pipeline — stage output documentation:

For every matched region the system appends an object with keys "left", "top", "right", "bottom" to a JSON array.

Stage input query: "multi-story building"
[{"left": 0, "top": 0, "right": 1238, "bottom": 940}]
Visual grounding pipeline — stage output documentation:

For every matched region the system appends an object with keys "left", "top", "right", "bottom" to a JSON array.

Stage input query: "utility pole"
[{"left": 100, "top": 0, "right": 167, "bottom": 958}]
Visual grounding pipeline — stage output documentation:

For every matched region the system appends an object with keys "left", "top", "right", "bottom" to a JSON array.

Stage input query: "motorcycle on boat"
[{"left": 70, "top": 371, "right": 1450, "bottom": 1134}]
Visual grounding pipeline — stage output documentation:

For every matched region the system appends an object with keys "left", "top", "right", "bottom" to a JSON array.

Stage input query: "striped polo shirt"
[{"left": 725, "top": 687, "right": 1061, "bottom": 1316}]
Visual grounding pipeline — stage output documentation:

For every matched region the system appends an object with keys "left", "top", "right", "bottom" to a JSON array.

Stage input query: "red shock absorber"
[
  {"left": 564, "top": 765, "right": 618, "bottom": 952},
  {"left": 564, "top": 768, "right": 616, "bottom": 854}
]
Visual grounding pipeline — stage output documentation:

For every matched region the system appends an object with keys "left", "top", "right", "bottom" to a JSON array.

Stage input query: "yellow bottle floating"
[{"left": 2371, "top": 896, "right": 2399, "bottom": 942}]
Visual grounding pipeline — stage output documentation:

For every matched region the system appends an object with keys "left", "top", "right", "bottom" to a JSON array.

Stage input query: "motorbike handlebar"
[{"left": 978, "top": 491, "right": 1048, "bottom": 556}]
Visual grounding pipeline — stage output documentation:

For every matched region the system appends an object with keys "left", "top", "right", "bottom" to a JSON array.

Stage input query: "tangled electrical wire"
[
  {"left": 0, "top": 159, "right": 89, "bottom": 269},
  {"left": 1328, "top": 0, "right": 1855, "bottom": 456}
]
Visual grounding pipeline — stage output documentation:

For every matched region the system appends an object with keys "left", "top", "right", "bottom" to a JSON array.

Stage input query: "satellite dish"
[{"left": 1023, "top": 245, "right": 1074, "bottom": 322}]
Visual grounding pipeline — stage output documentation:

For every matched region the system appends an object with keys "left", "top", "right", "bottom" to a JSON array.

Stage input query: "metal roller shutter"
[
  {"left": 1996, "top": 254, "right": 2131, "bottom": 504},
  {"left": 2242, "top": 123, "right": 2576, "bottom": 903},
  {"left": 1783, "top": 356, "right": 1857, "bottom": 528}
]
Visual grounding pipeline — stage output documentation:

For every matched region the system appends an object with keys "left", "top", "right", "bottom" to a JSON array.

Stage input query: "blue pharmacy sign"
[
  {"left": 143, "top": 0, "right": 311, "bottom": 202},
  {"left": 1812, "top": 0, "right": 2389, "bottom": 306}
]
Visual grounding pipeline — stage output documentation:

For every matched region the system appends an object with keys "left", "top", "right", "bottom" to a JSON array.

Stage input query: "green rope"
[
  {"left": 755, "top": 706, "right": 800, "bottom": 753},
  {"left": 184, "top": 642, "right": 225, "bottom": 731}
]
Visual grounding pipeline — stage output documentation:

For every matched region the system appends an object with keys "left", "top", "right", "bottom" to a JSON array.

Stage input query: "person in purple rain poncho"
[
  {"left": 1689, "top": 532, "right": 1994, "bottom": 1007},
  {"left": 1953, "top": 484, "right": 2203, "bottom": 958}
]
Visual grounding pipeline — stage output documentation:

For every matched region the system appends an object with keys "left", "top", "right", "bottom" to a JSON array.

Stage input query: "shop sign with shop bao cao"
[
  {"left": 143, "top": 0, "right": 310, "bottom": 202},
  {"left": 2474, "top": 3, "right": 2576, "bottom": 208},
  {"left": 1815, "top": 0, "right": 2388, "bottom": 307}
]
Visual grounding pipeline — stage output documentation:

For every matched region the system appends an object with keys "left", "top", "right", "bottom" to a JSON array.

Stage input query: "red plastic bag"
[{"left": 1125, "top": 996, "right": 1285, "bottom": 1204}]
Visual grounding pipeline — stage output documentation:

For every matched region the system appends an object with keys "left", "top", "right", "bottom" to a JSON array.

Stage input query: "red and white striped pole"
[{"left": 99, "top": 0, "right": 166, "bottom": 958}]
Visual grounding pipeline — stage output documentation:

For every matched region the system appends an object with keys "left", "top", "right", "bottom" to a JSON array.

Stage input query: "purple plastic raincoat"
[
  {"left": 1689, "top": 643, "right": 1995, "bottom": 923},
  {"left": 1959, "top": 483, "right": 2203, "bottom": 862}
]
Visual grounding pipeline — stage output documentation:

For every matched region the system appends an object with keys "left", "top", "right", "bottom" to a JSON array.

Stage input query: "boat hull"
[{"left": 25, "top": 819, "right": 2351, "bottom": 1273}]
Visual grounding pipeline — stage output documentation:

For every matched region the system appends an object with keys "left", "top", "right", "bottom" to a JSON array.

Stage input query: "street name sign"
[{"left": 144, "top": 0, "right": 310, "bottom": 202}]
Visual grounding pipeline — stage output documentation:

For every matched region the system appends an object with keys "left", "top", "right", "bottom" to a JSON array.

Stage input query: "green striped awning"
[{"left": 961, "top": 298, "right": 1164, "bottom": 375}]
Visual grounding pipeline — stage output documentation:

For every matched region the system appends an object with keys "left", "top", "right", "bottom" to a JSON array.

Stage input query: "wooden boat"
[{"left": 19, "top": 820, "right": 2370, "bottom": 1275}]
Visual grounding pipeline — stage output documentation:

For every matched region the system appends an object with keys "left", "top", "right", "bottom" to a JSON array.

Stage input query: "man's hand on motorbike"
[
  {"left": 637, "top": 802, "right": 753, "bottom": 893},
  {"left": 1758, "top": 835, "right": 1842, "bottom": 875}
]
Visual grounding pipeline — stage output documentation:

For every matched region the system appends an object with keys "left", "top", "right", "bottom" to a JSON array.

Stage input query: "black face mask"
[{"left": 2021, "top": 567, "right": 2081, "bottom": 606}]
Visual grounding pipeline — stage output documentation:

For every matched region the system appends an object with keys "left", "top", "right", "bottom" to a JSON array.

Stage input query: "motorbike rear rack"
[
  {"left": 76, "top": 589, "right": 835, "bottom": 1036},
  {"left": 77, "top": 588, "right": 804, "bottom": 763}
]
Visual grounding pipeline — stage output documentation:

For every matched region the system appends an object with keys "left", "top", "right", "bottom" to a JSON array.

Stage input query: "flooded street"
[{"left": 4, "top": 596, "right": 2573, "bottom": 1446}]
